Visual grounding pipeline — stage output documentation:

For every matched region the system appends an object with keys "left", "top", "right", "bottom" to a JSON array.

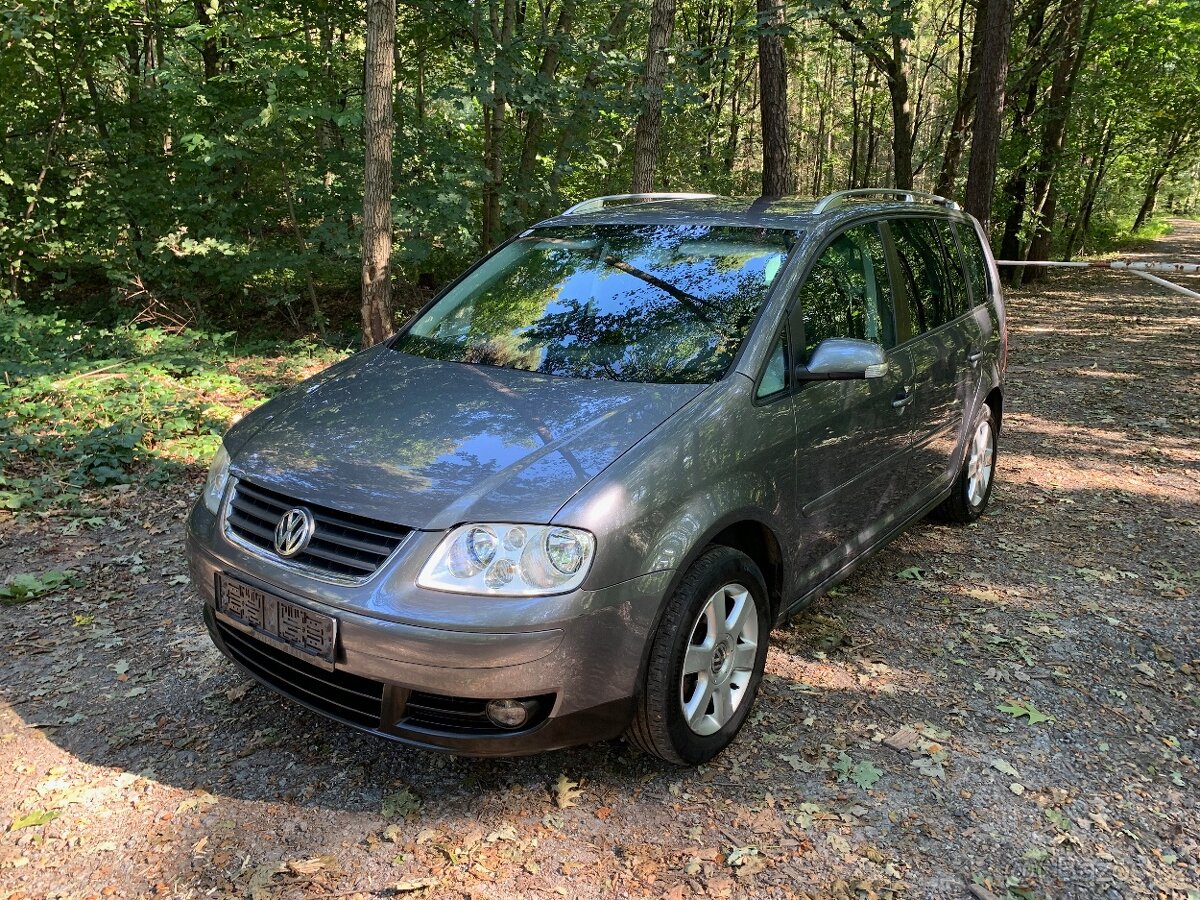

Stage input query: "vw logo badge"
[{"left": 274, "top": 507, "right": 315, "bottom": 558}]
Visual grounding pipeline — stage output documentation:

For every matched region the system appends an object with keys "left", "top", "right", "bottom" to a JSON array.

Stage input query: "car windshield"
[{"left": 391, "top": 224, "right": 796, "bottom": 384}]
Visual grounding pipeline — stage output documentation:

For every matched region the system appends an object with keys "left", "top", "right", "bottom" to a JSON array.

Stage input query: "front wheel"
[
  {"left": 627, "top": 546, "right": 770, "bottom": 765},
  {"left": 935, "top": 404, "right": 998, "bottom": 523}
]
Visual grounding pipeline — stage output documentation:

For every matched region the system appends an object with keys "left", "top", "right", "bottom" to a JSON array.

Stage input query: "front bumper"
[{"left": 186, "top": 500, "right": 670, "bottom": 755}]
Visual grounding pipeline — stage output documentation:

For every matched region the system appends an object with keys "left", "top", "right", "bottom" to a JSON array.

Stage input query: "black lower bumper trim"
[{"left": 204, "top": 605, "right": 633, "bottom": 756}]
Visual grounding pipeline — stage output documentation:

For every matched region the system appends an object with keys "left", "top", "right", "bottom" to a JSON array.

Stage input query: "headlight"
[
  {"left": 418, "top": 524, "right": 595, "bottom": 596},
  {"left": 202, "top": 444, "right": 231, "bottom": 515}
]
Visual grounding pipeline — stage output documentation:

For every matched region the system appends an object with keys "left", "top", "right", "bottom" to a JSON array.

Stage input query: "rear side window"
[
  {"left": 796, "top": 223, "right": 896, "bottom": 359},
  {"left": 935, "top": 220, "right": 970, "bottom": 317},
  {"left": 889, "top": 218, "right": 965, "bottom": 339},
  {"left": 955, "top": 222, "right": 991, "bottom": 307}
]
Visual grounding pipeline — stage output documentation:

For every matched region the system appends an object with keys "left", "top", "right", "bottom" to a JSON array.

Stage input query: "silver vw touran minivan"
[{"left": 186, "top": 189, "right": 1006, "bottom": 764}]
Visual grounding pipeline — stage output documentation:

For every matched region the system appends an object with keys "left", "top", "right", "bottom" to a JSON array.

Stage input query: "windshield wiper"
[{"left": 602, "top": 255, "right": 733, "bottom": 339}]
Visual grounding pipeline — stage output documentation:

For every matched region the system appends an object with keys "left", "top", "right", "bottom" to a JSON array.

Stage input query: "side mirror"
[{"left": 795, "top": 338, "right": 889, "bottom": 381}]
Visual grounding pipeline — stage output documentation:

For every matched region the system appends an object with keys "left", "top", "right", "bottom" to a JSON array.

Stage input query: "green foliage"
[
  {"left": 832, "top": 751, "right": 884, "bottom": 790},
  {"left": 0, "top": 0, "right": 1194, "bottom": 334},
  {"left": 0, "top": 300, "right": 348, "bottom": 513},
  {"left": 997, "top": 700, "right": 1053, "bottom": 725},
  {"left": 9, "top": 809, "right": 62, "bottom": 830},
  {"left": 0, "top": 569, "right": 76, "bottom": 604}
]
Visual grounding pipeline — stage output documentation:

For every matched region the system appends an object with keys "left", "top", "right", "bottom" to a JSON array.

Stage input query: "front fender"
[{"left": 556, "top": 376, "right": 794, "bottom": 595}]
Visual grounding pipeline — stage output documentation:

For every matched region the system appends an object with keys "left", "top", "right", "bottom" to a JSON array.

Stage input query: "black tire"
[
  {"left": 627, "top": 546, "right": 771, "bottom": 765},
  {"left": 935, "top": 403, "right": 998, "bottom": 524}
]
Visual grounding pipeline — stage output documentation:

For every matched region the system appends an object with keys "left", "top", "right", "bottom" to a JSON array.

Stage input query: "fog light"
[{"left": 486, "top": 698, "right": 529, "bottom": 729}]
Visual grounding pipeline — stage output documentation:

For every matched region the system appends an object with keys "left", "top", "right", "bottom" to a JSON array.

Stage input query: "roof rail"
[
  {"left": 560, "top": 192, "right": 718, "bottom": 216},
  {"left": 812, "top": 188, "right": 961, "bottom": 214}
]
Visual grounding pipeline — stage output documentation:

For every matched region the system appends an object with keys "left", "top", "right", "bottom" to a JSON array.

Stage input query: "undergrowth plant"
[{"left": 0, "top": 301, "right": 348, "bottom": 513}]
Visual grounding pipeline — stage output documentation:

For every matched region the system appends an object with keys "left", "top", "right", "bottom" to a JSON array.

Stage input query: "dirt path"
[{"left": 2, "top": 224, "right": 1198, "bottom": 900}]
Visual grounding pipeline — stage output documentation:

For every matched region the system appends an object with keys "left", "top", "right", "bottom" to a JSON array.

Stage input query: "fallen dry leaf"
[{"left": 552, "top": 774, "right": 583, "bottom": 809}]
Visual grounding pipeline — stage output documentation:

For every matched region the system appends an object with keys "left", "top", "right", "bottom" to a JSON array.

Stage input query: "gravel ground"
[{"left": 2, "top": 222, "right": 1198, "bottom": 900}]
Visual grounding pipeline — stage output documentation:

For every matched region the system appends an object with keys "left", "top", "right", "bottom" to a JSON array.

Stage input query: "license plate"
[{"left": 215, "top": 573, "right": 337, "bottom": 670}]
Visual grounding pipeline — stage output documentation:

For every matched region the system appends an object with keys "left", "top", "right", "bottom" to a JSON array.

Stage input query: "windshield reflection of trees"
[{"left": 397, "top": 226, "right": 789, "bottom": 384}]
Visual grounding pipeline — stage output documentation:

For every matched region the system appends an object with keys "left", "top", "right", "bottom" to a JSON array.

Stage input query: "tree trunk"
[
  {"left": 1132, "top": 167, "right": 1168, "bottom": 232},
  {"left": 998, "top": 103, "right": 1032, "bottom": 287},
  {"left": 934, "top": 0, "right": 982, "bottom": 198},
  {"left": 481, "top": 0, "right": 518, "bottom": 251},
  {"left": 885, "top": 42, "right": 914, "bottom": 190},
  {"left": 630, "top": 0, "right": 678, "bottom": 193},
  {"left": 865, "top": 90, "right": 879, "bottom": 184},
  {"left": 832, "top": 2, "right": 916, "bottom": 193},
  {"left": 849, "top": 53, "right": 861, "bottom": 188},
  {"left": 963, "top": 0, "right": 1013, "bottom": 225},
  {"left": 317, "top": 16, "right": 338, "bottom": 156},
  {"left": 811, "top": 66, "right": 828, "bottom": 195},
  {"left": 757, "top": 0, "right": 792, "bottom": 196},
  {"left": 1064, "top": 117, "right": 1114, "bottom": 255},
  {"left": 194, "top": 0, "right": 220, "bottom": 80},
  {"left": 480, "top": 0, "right": 518, "bottom": 251},
  {"left": 360, "top": 0, "right": 396, "bottom": 348},
  {"left": 997, "top": 0, "right": 1047, "bottom": 284},
  {"left": 1025, "top": 0, "right": 1093, "bottom": 280}
]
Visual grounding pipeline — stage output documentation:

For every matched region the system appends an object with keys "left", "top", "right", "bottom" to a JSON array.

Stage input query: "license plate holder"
[{"left": 215, "top": 573, "right": 338, "bottom": 671}]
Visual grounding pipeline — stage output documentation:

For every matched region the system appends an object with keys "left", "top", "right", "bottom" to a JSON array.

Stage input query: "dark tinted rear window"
[
  {"left": 935, "top": 220, "right": 970, "bottom": 317},
  {"left": 889, "top": 218, "right": 965, "bottom": 339}
]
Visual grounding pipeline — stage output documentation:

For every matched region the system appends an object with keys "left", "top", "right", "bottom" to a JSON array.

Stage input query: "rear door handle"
[
  {"left": 892, "top": 387, "right": 915, "bottom": 409},
  {"left": 967, "top": 349, "right": 984, "bottom": 365}
]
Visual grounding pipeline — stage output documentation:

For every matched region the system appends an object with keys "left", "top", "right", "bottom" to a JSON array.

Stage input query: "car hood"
[{"left": 229, "top": 347, "right": 705, "bottom": 530}]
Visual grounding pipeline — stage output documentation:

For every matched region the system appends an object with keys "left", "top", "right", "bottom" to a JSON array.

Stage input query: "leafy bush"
[{"left": 0, "top": 300, "right": 348, "bottom": 512}]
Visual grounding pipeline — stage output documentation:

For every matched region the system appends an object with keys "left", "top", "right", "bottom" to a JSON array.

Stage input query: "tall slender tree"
[
  {"left": 631, "top": 0, "right": 678, "bottom": 193},
  {"left": 757, "top": 0, "right": 793, "bottom": 195},
  {"left": 823, "top": 0, "right": 918, "bottom": 190},
  {"left": 964, "top": 0, "right": 1013, "bottom": 224},
  {"left": 360, "top": 0, "right": 397, "bottom": 347},
  {"left": 1025, "top": 0, "right": 1094, "bottom": 280},
  {"left": 480, "top": 0, "right": 518, "bottom": 250}
]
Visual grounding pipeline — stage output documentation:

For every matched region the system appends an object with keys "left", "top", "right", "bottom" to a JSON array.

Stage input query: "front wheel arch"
[{"left": 626, "top": 545, "right": 771, "bottom": 764}]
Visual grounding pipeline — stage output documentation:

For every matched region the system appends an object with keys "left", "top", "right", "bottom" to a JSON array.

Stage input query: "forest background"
[
  {"left": 2, "top": 0, "right": 1199, "bottom": 510},
  {"left": 4, "top": 0, "right": 1199, "bottom": 336}
]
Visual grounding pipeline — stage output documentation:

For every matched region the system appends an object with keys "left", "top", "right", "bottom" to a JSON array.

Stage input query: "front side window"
[
  {"left": 391, "top": 224, "right": 795, "bottom": 384},
  {"left": 796, "top": 223, "right": 896, "bottom": 359}
]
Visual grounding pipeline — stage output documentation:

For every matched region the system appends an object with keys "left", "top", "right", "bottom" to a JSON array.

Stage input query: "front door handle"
[
  {"left": 892, "top": 387, "right": 915, "bottom": 409},
  {"left": 967, "top": 349, "right": 984, "bottom": 365}
]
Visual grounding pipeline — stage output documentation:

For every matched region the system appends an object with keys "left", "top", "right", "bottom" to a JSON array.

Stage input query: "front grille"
[
  {"left": 225, "top": 479, "right": 411, "bottom": 580},
  {"left": 216, "top": 619, "right": 384, "bottom": 728},
  {"left": 399, "top": 691, "right": 553, "bottom": 735}
]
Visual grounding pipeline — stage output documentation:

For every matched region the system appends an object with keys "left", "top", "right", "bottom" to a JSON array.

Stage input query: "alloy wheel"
[
  {"left": 679, "top": 582, "right": 759, "bottom": 736},
  {"left": 966, "top": 418, "right": 995, "bottom": 507}
]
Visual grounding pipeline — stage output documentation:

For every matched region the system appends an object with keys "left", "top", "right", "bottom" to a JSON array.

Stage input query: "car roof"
[{"left": 533, "top": 192, "right": 968, "bottom": 232}]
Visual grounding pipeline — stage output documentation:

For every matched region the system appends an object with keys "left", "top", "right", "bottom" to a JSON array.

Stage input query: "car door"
[
  {"left": 787, "top": 222, "right": 918, "bottom": 585},
  {"left": 885, "top": 217, "right": 976, "bottom": 497}
]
